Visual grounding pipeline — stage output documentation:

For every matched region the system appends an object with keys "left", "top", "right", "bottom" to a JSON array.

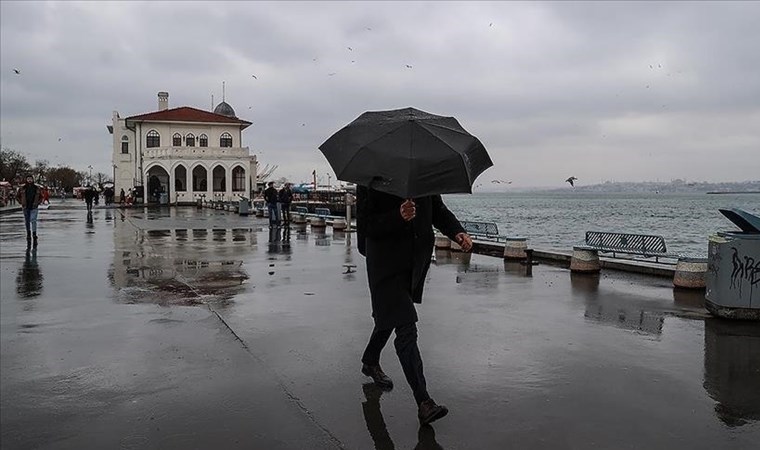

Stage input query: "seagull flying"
[
  {"left": 347, "top": 47, "right": 353, "bottom": 51},
  {"left": 13, "top": 68, "right": 20, "bottom": 75},
  {"left": 251, "top": 74, "right": 257, "bottom": 79},
  {"left": 328, "top": 72, "right": 337, "bottom": 76},
  {"left": 566, "top": 176, "right": 578, "bottom": 187},
  {"left": 405, "top": 64, "right": 413, "bottom": 68}
]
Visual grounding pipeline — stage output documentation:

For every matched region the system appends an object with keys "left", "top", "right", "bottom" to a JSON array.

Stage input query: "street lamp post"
[{"left": 88, "top": 165, "right": 93, "bottom": 185}]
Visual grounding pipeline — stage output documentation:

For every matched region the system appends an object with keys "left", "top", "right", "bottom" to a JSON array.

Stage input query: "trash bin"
[
  {"left": 705, "top": 208, "right": 760, "bottom": 320},
  {"left": 238, "top": 198, "right": 250, "bottom": 216},
  {"left": 159, "top": 193, "right": 168, "bottom": 205}
]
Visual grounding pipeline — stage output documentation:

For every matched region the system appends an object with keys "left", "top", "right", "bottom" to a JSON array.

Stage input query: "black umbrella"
[{"left": 318, "top": 107, "right": 493, "bottom": 198}]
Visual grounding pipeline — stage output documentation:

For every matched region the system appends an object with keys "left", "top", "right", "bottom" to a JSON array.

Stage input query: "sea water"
[{"left": 442, "top": 192, "right": 760, "bottom": 257}]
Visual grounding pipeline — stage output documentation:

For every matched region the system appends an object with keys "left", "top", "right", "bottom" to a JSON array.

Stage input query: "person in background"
[
  {"left": 83, "top": 185, "right": 96, "bottom": 212},
  {"left": 16, "top": 174, "right": 42, "bottom": 246},
  {"left": 119, "top": 188, "right": 126, "bottom": 205},
  {"left": 356, "top": 185, "right": 473, "bottom": 426},
  {"left": 278, "top": 182, "right": 294, "bottom": 224},
  {"left": 264, "top": 182, "right": 280, "bottom": 227}
]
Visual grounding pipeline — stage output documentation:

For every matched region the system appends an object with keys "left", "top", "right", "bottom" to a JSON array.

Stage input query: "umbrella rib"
[{"left": 420, "top": 121, "right": 475, "bottom": 138}]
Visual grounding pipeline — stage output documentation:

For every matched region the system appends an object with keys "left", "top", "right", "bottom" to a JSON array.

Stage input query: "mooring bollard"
[
  {"left": 435, "top": 233, "right": 451, "bottom": 249},
  {"left": 310, "top": 217, "right": 326, "bottom": 228},
  {"left": 673, "top": 256, "right": 708, "bottom": 289},
  {"left": 503, "top": 237, "right": 528, "bottom": 260},
  {"left": 570, "top": 246, "right": 601, "bottom": 273},
  {"left": 332, "top": 218, "right": 347, "bottom": 231}
]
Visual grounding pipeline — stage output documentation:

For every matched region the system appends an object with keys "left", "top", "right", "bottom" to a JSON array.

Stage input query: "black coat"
[{"left": 357, "top": 187, "right": 465, "bottom": 330}]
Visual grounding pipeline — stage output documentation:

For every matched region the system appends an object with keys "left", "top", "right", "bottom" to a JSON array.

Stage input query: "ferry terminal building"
[{"left": 108, "top": 91, "right": 256, "bottom": 205}]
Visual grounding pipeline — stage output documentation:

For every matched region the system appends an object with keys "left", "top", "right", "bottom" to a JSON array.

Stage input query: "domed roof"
[{"left": 213, "top": 101, "right": 236, "bottom": 118}]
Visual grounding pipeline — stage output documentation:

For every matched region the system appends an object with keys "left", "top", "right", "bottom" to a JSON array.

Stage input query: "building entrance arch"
[{"left": 146, "top": 165, "right": 170, "bottom": 204}]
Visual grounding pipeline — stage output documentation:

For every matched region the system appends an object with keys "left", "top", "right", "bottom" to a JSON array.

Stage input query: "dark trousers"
[
  {"left": 280, "top": 203, "right": 291, "bottom": 223},
  {"left": 362, "top": 323, "right": 430, "bottom": 405}
]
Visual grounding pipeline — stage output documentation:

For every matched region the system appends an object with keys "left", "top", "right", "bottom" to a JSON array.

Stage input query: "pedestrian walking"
[
  {"left": 278, "top": 182, "right": 293, "bottom": 224},
  {"left": 356, "top": 186, "right": 473, "bottom": 425},
  {"left": 119, "top": 188, "right": 126, "bottom": 205},
  {"left": 83, "top": 185, "right": 96, "bottom": 212},
  {"left": 264, "top": 182, "right": 280, "bottom": 227},
  {"left": 16, "top": 174, "right": 42, "bottom": 247}
]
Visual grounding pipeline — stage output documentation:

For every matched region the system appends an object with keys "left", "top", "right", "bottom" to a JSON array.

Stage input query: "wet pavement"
[{"left": 1, "top": 205, "right": 759, "bottom": 449}]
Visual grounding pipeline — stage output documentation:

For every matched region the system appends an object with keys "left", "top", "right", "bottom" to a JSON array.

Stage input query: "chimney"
[{"left": 158, "top": 92, "right": 169, "bottom": 111}]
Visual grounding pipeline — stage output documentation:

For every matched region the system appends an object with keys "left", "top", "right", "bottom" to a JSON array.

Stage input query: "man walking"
[
  {"left": 16, "top": 174, "right": 42, "bottom": 247},
  {"left": 264, "top": 182, "right": 280, "bottom": 227},
  {"left": 356, "top": 186, "right": 473, "bottom": 425},
  {"left": 278, "top": 182, "right": 293, "bottom": 224},
  {"left": 83, "top": 185, "right": 96, "bottom": 212}
]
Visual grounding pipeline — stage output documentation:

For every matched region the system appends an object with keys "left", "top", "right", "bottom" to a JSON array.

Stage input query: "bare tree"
[{"left": 0, "top": 148, "right": 31, "bottom": 182}]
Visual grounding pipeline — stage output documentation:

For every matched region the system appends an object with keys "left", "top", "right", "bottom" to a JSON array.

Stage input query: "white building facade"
[{"left": 109, "top": 92, "right": 256, "bottom": 205}]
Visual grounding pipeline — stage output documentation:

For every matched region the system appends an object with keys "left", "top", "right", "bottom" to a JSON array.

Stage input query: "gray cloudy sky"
[{"left": 1, "top": 1, "right": 759, "bottom": 188}]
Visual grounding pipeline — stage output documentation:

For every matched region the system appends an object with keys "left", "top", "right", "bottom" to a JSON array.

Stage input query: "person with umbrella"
[{"left": 320, "top": 107, "right": 491, "bottom": 425}]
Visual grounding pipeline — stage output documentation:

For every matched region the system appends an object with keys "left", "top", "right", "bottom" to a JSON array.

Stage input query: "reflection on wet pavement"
[
  {"left": 16, "top": 247, "right": 43, "bottom": 300},
  {"left": 704, "top": 319, "right": 760, "bottom": 427},
  {"left": 110, "top": 210, "right": 254, "bottom": 306},
  {"left": 362, "top": 383, "right": 444, "bottom": 450}
]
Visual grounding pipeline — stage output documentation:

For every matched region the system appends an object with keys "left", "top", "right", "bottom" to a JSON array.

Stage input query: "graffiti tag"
[{"left": 730, "top": 247, "right": 760, "bottom": 301}]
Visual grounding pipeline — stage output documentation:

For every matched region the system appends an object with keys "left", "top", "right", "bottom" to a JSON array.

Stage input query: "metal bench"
[
  {"left": 580, "top": 231, "right": 679, "bottom": 263},
  {"left": 314, "top": 208, "right": 331, "bottom": 218},
  {"left": 294, "top": 206, "right": 308, "bottom": 214},
  {"left": 460, "top": 221, "right": 506, "bottom": 242}
]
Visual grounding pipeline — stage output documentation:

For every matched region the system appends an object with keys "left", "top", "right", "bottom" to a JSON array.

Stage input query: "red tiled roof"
[{"left": 125, "top": 107, "right": 251, "bottom": 129}]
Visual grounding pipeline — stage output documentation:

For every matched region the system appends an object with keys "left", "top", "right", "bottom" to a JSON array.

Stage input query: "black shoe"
[
  {"left": 418, "top": 399, "right": 448, "bottom": 425},
  {"left": 361, "top": 364, "right": 393, "bottom": 390}
]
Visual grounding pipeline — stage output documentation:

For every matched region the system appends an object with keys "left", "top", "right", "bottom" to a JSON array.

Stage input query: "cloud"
[{"left": 1, "top": 1, "right": 759, "bottom": 187}]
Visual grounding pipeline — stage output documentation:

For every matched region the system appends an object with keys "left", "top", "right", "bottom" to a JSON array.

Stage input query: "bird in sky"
[
  {"left": 405, "top": 64, "right": 413, "bottom": 68},
  {"left": 251, "top": 74, "right": 257, "bottom": 79},
  {"left": 566, "top": 176, "right": 578, "bottom": 187},
  {"left": 58, "top": 138, "right": 62, "bottom": 142},
  {"left": 489, "top": 22, "right": 493, "bottom": 27},
  {"left": 366, "top": 27, "right": 372, "bottom": 31},
  {"left": 328, "top": 72, "right": 337, "bottom": 76},
  {"left": 347, "top": 47, "right": 353, "bottom": 51},
  {"left": 13, "top": 68, "right": 20, "bottom": 75}
]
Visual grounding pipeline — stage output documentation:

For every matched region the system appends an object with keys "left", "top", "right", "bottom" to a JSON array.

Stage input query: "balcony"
[{"left": 143, "top": 146, "right": 251, "bottom": 160}]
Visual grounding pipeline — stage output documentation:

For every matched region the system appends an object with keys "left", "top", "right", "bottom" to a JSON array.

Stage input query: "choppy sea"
[{"left": 442, "top": 192, "right": 760, "bottom": 257}]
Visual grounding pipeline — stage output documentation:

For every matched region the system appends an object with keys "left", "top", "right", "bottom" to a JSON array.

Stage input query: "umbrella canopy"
[{"left": 318, "top": 107, "right": 492, "bottom": 198}]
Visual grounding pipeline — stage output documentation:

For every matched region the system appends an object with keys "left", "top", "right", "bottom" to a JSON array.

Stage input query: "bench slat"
[
  {"left": 460, "top": 221, "right": 505, "bottom": 241},
  {"left": 585, "top": 231, "right": 669, "bottom": 256}
]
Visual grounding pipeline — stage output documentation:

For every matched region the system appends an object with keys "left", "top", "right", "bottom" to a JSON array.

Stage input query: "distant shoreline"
[{"left": 706, "top": 191, "right": 760, "bottom": 195}]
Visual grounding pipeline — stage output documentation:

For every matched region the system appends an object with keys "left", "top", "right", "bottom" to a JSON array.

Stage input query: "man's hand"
[
  {"left": 400, "top": 199, "right": 416, "bottom": 221},
  {"left": 455, "top": 232, "right": 473, "bottom": 252}
]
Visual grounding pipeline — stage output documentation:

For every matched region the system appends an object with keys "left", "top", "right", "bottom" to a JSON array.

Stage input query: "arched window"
[
  {"left": 220, "top": 132, "right": 233, "bottom": 148},
  {"left": 232, "top": 166, "right": 246, "bottom": 191},
  {"left": 192, "top": 165, "right": 208, "bottom": 191},
  {"left": 174, "top": 165, "right": 187, "bottom": 192},
  {"left": 146, "top": 130, "right": 160, "bottom": 148},
  {"left": 121, "top": 135, "right": 129, "bottom": 154},
  {"left": 199, "top": 134, "right": 208, "bottom": 147},
  {"left": 172, "top": 133, "right": 182, "bottom": 147},
  {"left": 186, "top": 133, "right": 195, "bottom": 147},
  {"left": 212, "top": 165, "right": 226, "bottom": 192}
]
